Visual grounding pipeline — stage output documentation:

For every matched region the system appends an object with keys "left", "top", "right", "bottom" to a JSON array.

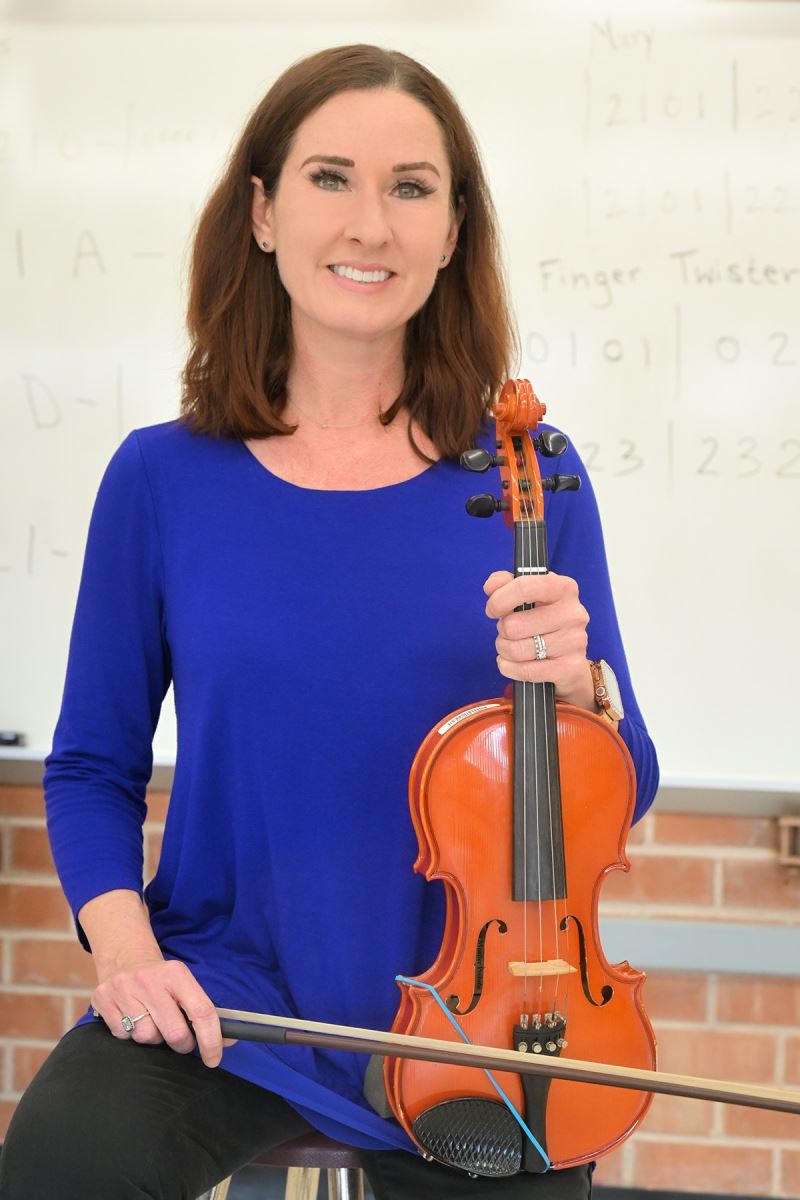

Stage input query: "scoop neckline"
[{"left": 237, "top": 438, "right": 441, "bottom": 496}]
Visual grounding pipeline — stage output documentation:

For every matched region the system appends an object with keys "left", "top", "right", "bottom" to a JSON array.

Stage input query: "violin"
[{"left": 382, "top": 378, "right": 656, "bottom": 1176}]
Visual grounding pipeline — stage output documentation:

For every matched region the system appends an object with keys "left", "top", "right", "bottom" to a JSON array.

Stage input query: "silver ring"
[
  {"left": 532, "top": 634, "right": 548, "bottom": 661},
  {"left": 120, "top": 1011, "right": 149, "bottom": 1034}
]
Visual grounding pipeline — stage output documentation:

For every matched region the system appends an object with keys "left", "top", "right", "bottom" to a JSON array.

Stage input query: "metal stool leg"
[
  {"left": 285, "top": 1165, "right": 321, "bottom": 1200},
  {"left": 198, "top": 1179, "right": 231, "bottom": 1200},
  {"left": 197, "top": 1145, "right": 364, "bottom": 1199},
  {"left": 327, "top": 1165, "right": 365, "bottom": 1200}
]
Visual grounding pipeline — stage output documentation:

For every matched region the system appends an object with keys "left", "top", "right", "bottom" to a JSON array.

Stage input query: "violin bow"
[{"left": 215, "top": 1006, "right": 800, "bottom": 1117}]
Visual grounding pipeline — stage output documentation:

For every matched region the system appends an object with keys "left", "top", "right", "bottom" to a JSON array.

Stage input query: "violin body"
[
  {"left": 385, "top": 379, "right": 656, "bottom": 1175},
  {"left": 385, "top": 695, "right": 655, "bottom": 1171}
]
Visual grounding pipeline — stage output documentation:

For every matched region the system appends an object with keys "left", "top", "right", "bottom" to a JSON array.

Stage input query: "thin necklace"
[{"left": 286, "top": 396, "right": 385, "bottom": 430}]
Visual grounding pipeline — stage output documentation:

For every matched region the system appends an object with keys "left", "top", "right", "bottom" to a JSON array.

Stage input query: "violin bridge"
[{"left": 507, "top": 959, "right": 577, "bottom": 978}]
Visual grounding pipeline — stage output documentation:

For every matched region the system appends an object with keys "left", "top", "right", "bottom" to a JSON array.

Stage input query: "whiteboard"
[{"left": 1, "top": 2, "right": 798, "bottom": 789}]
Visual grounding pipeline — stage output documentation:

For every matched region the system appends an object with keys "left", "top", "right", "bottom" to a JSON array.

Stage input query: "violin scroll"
[{"left": 463, "top": 379, "right": 580, "bottom": 523}]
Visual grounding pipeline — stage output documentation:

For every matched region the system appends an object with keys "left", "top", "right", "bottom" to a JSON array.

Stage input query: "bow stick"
[{"left": 215, "top": 1006, "right": 800, "bottom": 1116}]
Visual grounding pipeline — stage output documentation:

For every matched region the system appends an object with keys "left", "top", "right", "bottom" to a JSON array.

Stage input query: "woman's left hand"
[{"left": 484, "top": 570, "right": 595, "bottom": 711}]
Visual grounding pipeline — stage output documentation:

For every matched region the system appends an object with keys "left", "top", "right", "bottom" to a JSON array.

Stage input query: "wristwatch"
[{"left": 589, "top": 660, "right": 624, "bottom": 726}]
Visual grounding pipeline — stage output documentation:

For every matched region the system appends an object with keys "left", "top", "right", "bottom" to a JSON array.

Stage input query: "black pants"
[{"left": 0, "top": 1023, "right": 592, "bottom": 1199}]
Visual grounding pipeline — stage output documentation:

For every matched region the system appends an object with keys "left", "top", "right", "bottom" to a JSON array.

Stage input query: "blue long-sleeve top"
[{"left": 44, "top": 418, "right": 658, "bottom": 1151}]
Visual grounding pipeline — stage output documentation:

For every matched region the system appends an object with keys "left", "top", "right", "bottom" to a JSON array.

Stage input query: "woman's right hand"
[
  {"left": 91, "top": 954, "right": 227, "bottom": 1068},
  {"left": 79, "top": 889, "right": 230, "bottom": 1068}
]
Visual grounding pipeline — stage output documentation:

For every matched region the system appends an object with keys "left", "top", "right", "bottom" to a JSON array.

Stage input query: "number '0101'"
[{"left": 526, "top": 332, "right": 653, "bottom": 369}]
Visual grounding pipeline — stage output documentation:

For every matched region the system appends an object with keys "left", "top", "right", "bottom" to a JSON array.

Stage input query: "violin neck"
[{"left": 512, "top": 519, "right": 567, "bottom": 902}]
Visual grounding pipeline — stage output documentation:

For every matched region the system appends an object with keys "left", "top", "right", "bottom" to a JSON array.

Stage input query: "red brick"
[
  {"left": 592, "top": 1143, "right": 627, "bottom": 1186},
  {"left": 0, "top": 883, "right": 71, "bottom": 932},
  {"left": 722, "top": 859, "right": 800, "bottom": 911},
  {"left": 656, "top": 1025, "right": 778, "bottom": 1084},
  {"left": 717, "top": 976, "right": 800, "bottom": 1026},
  {"left": 645, "top": 971, "right": 708, "bottom": 1023},
  {"left": 601, "top": 854, "right": 715, "bottom": 906},
  {"left": 0, "top": 991, "right": 66, "bottom": 1038},
  {"left": 654, "top": 813, "right": 776, "bottom": 850},
  {"left": 66, "top": 993, "right": 94, "bottom": 1024},
  {"left": 11, "top": 938, "right": 96, "bottom": 988},
  {"left": 640, "top": 1093, "right": 716, "bottom": 1136},
  {"left": 144, "top": 829, "right": 163, "bottom": 880},
  {"left": 782, "top": 1146, "right": 800, "bottom": 1196},
  {"left": 627, "top": 814, "right": 651, "bottom": 846},
  {"left": 786, "top": 1036, "right": 800, "bottom": 1086},
  {"left": 144, "top": 790, "right": 169, "bottom": 822},
  {"left": 12, "top": 1042, "right": 52, "bottom": 1091},
  {"left": 9, "top": 825, "right": 55, "bottom": 874},
  {"left": 0, "top": 787, "right": 44, "bottom": 818},
  {"left": 724, "top": 1102, "right": 800, "bottom": 1141},
  {"left": 635, "top": 1140, "right": 772, "bottom": 1194},
  {"left": 0, "top": 1098, "right": 20, "bottom": 1140}
]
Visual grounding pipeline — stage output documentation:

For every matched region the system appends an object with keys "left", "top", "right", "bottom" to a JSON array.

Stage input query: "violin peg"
[
  {"left": 534, "top": 431, "right": 568, "bottom": 458},
  {"left": 460, "top": 449, "right": 506, "bottom": 472},
  {"left": 460, "top": 449, "right": 493, "bottom": 472},
  {"left": 465, "top": 493, "right": 506, "bottom": 517},
  {"left": 542, "top": 474, "right": 581, "bottom": 493}
]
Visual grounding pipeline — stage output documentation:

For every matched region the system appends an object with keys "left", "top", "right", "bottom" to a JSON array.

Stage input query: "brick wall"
[
  {"left": 1, "top": 785, "right": 798, "bottom": 1195},
  {"left": 592, "top": 812, "right": 800, "bottom": 1197},
  {"left": 0, "top": 783, "right": 166, "bottom": 1139}
]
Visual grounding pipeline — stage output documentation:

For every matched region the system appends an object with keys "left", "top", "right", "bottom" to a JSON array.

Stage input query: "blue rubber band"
[{"left": 395, "top": 975, "right": 550, "bottom": 1171}]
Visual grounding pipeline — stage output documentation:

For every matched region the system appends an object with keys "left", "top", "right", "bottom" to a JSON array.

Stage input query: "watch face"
[{"left": 594, "top": 660, "right": 624, "bottom": 721}]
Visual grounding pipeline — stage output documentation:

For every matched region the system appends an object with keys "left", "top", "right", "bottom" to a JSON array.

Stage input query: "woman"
[{"left": 0, "top": 44, "right": 658, "bottom": 1200}]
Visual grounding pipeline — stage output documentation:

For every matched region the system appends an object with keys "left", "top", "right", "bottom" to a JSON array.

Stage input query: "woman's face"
[{"left": 251, "top": 88, "right": 462, "bottom": 347}]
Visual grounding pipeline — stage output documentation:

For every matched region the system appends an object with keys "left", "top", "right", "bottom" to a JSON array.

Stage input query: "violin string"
[
  {"left": 535, "top": 445, "right": 570, "bottom": 1027},
  {"left": 520, "top": 431, "right": 564, "bottom": 1023},
  {"left": 538, "top": 500, "right": 564, "bottom": 1023},
  {"left": 520, "top": 469, "right": 532, "bottom": 1018},
  {"left": 519, "top": 443, "right": 544, "bottom": 1019},
  {"left": 536, "top": 509, "right": 563, "bottom": 1022},
  {"left": 541, "top": 449, "right": 572, "bottom": 1027},
  {"left": 537, "top": 443, "right": 569, "bottom": 1024},
  {"left": 515, "top": 441, "right": 528, "bottom": 1017},
  {"left": 519, "top": 454, "right": 533, "bottom": 1016},
  {"left": 530, "top": 506, "right": 546, "bottom": 1019}
]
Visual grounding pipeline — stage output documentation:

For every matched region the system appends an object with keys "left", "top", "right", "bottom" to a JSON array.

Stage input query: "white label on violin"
[{"left": 438, "top": 703, "right": 502, "bottom": 735}]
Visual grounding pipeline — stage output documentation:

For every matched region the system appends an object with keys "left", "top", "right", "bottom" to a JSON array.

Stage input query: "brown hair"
[{"left": 180, "top": 44, "right": 517, "bottom": 460}]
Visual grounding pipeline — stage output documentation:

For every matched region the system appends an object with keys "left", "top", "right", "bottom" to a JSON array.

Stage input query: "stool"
[{"left": 204, "top": 1132, "right": 366, "bottom": 1200}]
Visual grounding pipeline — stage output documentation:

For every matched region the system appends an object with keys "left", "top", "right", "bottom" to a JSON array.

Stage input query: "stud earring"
[
  {"left": 262, "top": 240, "right": 270, "bottom": 251},
  {"left": 440, "top": 255, "right": 446, "bottom": 263}
]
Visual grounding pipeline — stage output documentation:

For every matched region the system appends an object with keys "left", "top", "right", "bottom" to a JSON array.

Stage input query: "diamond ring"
[{"left": 121, "top": 1011, "right": 150, "bottom": 1034}]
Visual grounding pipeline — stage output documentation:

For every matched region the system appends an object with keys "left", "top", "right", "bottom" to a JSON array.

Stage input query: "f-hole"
[
  {"left": 446, "top": 918, "right": 508, "bottom": 1015},
  {"left": 560, "top": 914, "right": 613, "bottom": 1007}
]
